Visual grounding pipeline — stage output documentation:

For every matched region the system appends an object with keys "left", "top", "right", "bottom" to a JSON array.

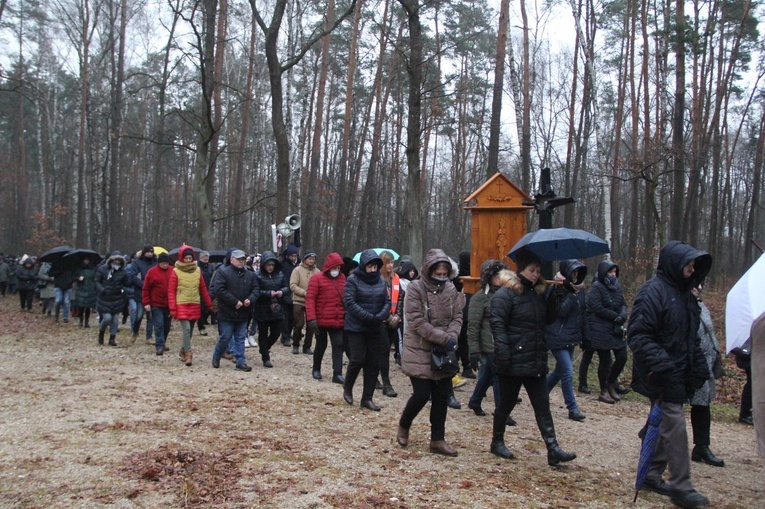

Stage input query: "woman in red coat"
[
  {"left": 169, "top": 246, "right": 213, "bottom": 366},
  {"left": 305, "top": 252, "right": 346, "bottom": 383}
]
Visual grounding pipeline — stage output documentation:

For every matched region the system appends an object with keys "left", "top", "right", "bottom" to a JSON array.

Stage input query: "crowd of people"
[{"left": 0, "top": 240, "right": 757, "bottom": 508}]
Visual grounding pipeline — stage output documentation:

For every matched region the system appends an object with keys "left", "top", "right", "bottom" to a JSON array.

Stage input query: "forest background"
[{"left": 0, "top": 0, "right": 764, "bottom": 285}]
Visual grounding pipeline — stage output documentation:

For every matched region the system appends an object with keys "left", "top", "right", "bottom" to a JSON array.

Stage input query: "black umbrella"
[
  {"left": 39, "top": 245, "right": 75, "bottom": 264},
  {"left": 59, "top": 249, "right": 103, "bottom": 271},
  {"left": 168, "top": 246, "right": 202, "bottom": 262},
  {"left": 206, "top": 250, "right": 228, "bottom": 264},
  {"left": 507, "top": 228, "right": 610, "bottom": 262}
]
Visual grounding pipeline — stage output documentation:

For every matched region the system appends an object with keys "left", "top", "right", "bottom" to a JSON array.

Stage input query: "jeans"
[
  {"left": 547, "top": 347, "right": 579, "bottom": 412},
  {"left": 214, "top": 320, "right": 248, "bottom": 366},
  {"left": 99, "top": 312, "right": 120, "bottom": 335},
  {"left": 399, "top": 377, "right": 451, "bottom": 441},
  {"left": 151, "top": 307, "right": 172, "bottom": 350},
  {"left": 54, "top": 288, "right": 71, "bottom": 320},
  {"left": 130, "top": 299, "right": 153, "bottom": 339},
  {"left": 469, "top": 353, "right": 499, "bottom": 409}
]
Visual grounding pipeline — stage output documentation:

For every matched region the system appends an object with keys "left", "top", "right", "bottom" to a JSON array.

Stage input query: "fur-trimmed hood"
[{"left": 499, "top": 269, "right": 547, "bottom": 296}]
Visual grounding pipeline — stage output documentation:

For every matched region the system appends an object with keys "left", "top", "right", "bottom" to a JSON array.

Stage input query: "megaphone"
[
  {"left": 276, "top": 223, "right": 293, "bottom": 238},
  {"left": 285, "top": 214, "right": 301, "bottom": 230}
]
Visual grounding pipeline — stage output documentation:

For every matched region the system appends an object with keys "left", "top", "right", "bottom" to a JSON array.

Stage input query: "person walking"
[
  {"left": 212, "top": 249, "right": 259, "bottom": 371},
  {"left": 254, "top": 251, "right": 290, "bottom": 367},
  {"left": 94, "top": 252, "right": 130, "bottom": 346},
  {"left": 586, "top": 260, "right": 629, "bottom": 404},
  {"left": 143, "top": 253, "right": 173, "bottom": 355},
  {"left": 489, "top": 250, "right": 576, "bottom": 466},
  {"left": 467, "top": 260, "right": 508, "bottom": 417},
  {"left": 0, "top": 256, "right": 9, "bottom": 296},
  {"left": 289, "top": 248, "right": 320, "bottom": 355},
  {"left": 342, "top": 249, "right": 390, "bottom": 411},
  {"left": 689, "top": 282, "right": 725, "bottom": 467},
  {"left": 397, "top": 249, "right": 465, "bottom": 456},
  {"left": 127, "top": 246, "right": 156, "bottom": 344},
  {"left": 74, "top": 258, "right": 97, "bottom": 327},
  {"left": 196, "top": 251, "right": 215, "bottom": 336},
  {"left": 169, "top": 246, "right": 213, "bottom": 367},
  {"left": 37, "top": 262, "right": 55, "bottom": 315},
  {"left": 628, "top": 240, "right": 712, "bottom": 508},
  {"left": 50, "top": 262, "right": 76, "bottom": 323},
  {"left": 280, "top": 243, "right": 299, "bottom": 346},
  {"left": 546, "top": 260, "right": 587, "bottom": 421},
  {"left": 305, "top": 252, "right": 347, "bottom": 383},
  {"left": 378, "top": 250, "right": 401, "bottom": 397},
  {"left": 17, "top": 256, "right": 38, "bottom": 312}
]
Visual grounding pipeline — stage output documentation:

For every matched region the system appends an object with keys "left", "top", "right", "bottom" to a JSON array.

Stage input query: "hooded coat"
[
  {"left": 95, "top": 253, "right": 130, "bottom": 314},
  {"left": 17, "top": 262, "right": 38, "bottom": 291},
  {"left": 343, "top": 249, "right": 390, "bottom": 333},
  {"left": 305, "top": 252, "right": 346, "bottom": 329},
  {"left": 254, "top": 251, "right": 290, "bottom": 322},
  {"left": 545, "top": 259, "right": 587, "bottom": 351},
  {"left": 401, "top": 249, "right": 465, "bottom": 380},
  {"left": 628, "top": 241, "right": 712, "bottom": 403},
  {"left": 169, "top": 246, "right": 213, "bottom": 320},
  {"left": 690, "top": 300, "right": 720, "bottom": 406},
  {"left": 490, "top": 270, "right": 555, "bottom": 378},
  {"left": 289, "top": 257, "right": 320, "bottom": 306},
  {"left": 127, "top": 248, "right": 157, "bottom": 297},
  {"left": 586, "top": 260, "right": 628, "bottom": 351}
]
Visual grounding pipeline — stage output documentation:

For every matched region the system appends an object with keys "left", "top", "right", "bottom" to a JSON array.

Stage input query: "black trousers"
[
  {"left": 493, "top": 375, "right": 556, "bottom": 447},
  {"left": 313, "top": 327, "right": 344, "bottom": 376},
  {"left": 690, "top": 404, "right": 711, "bottom": 446},
  {"left": 598, "top": 346, "right": 628, "bottom": 387},
  {"left": 344, "top": 330, "right": 384, "bottom": 403},
  {"left": 741, "top": 368, "right": 753, "bottom": 419},
  {"left": 258, "top": 320, "right": 281, "bottom": 360},
  {"left": 399, "top": 377, "right": 451, "bottom": 441},
  {"left": 19, "top": 289, "right": 33, "bottom": 310}
]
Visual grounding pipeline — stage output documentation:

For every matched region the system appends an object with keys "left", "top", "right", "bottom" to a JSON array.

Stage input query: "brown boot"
[
  {"left": 598, "top": 389, "right": 616, "bottom": 404},
  {"left": 179, "top": 347, "right": 186, "bottom": 362},
  {"left": 397, "top": 426, "right": 409, "bottom": 447},
  {"left": 607, "top": 383, "right": 622, "bottom": 402},
  {"left": 185, "top": 350, "right": 193, "bottom": 366},
  {"left": 429, "top": 440, "right": 458, "bottom": 457}
]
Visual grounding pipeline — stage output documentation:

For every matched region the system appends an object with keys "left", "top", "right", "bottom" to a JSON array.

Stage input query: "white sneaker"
[{"left": 246, "top": 335, "right": 257, "bottom": 348}]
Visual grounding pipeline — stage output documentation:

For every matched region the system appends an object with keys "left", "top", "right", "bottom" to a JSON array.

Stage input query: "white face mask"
[{"left": 330, "top": 269, "right": 341, "bottom": 278}]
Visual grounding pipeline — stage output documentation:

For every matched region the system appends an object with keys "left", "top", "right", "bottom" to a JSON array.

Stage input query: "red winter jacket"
[
  {"left": 305, "top": 252, "right": 346, "bottom": 329},
  {"left": 143, "top": 264, "right": 172, "bottom": 308}
]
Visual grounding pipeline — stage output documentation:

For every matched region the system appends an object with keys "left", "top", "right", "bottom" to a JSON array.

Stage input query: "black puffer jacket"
[
  {"left": 343, "top": 249, "right": 390, "bottom": 333},
  {"left": 213, "top": 263, "right": 259, "bottom": 323},
  {"left": 94, "top": 253, "right": 130, "bottom": 314},
  {"left": 586, "top": 260, "right": 628, "bottom": 350},
  {"left": 545, "top": 259, "right": 587, "bottom": 351},
  {"left": 490, "top": 271, "right": 554, "bottom": 378},
  {"left": 627, "top": 241, "right": 712, "bottom": 403},
  {"left": 254, "top": 251, "right": 290, "bottom": 322},
  {"left": 17, "top": 262, "right": 38, "bottom": 291}
]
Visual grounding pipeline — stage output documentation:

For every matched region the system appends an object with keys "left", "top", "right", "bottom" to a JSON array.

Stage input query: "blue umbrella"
[
  {"left": 633, "top": 402, "right": 663, "bottom": 502},
  {"left": 352, "top": 248, "right": 400, "bottom": 263},
  {"left": 507, "top": 227, "right": 610, "bottom": 262}
]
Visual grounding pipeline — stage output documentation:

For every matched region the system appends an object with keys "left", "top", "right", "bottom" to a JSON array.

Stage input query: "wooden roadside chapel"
[{"left": 461, "top": 173, "right": 532, "bottom": 294}]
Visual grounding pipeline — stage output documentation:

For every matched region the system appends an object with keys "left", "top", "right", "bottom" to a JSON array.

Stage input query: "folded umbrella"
[
  {"left": 633, "top": 402, "right": 663, "bottom": 503},
  {"left": 508, "top": 227, "right": 610, "bottom": 262}
]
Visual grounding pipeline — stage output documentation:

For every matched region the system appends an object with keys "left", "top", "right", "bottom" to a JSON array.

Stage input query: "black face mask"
[{"left": 430, "top": 276, "right": 449, "bottom": 286}]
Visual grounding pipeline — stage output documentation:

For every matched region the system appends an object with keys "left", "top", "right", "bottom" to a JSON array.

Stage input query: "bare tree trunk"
[
  {"left": 486, "top": 0, "right": 510, "bottom": 177},
  {"left": 670, "top": 0, "right": 685, "bottom": 240},
  {"left": 519, "top": 0, "right": 531, "bottom": 191}
]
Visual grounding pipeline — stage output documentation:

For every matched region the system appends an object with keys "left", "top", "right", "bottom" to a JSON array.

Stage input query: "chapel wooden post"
[{"left": 461, "top": 173, "right": 532, "bottom": 294}]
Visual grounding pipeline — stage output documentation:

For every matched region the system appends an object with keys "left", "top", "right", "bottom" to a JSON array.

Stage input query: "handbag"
[
  {"left": 431, "top": 344, "right": 460, "bottom": 375},
  {"left": 712, "top": 352, "right": 725, "bottom": 379}
]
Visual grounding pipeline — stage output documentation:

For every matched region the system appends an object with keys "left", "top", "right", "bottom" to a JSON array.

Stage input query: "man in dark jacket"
[
  {"left": 212, "top": 249, "right": 259, "bottom": 371},
  {"left": 280, "top": 243, "right": 299, "bottom": 346},
  {"left": 95, "top": 251, "right": 131, "bottom": 346},
  {"left": 628, "top": 241, "right": 712, "bottom": 508},
  {"left": 50, "top": 262, "right": 76, "bottom": 323},
  {"left": 127, "top": 246, "right": 157, "bottom": 343}
]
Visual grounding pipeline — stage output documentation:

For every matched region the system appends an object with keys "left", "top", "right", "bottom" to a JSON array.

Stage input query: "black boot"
[
  {"left": 447, "top": 393, "right": 461, "bottom": 409},
  {"left": 539, "top": 412, "right": 576, "bottom": 466},
  {"left": 490, "top": 434, "right": 514, "bottom": 459},
  {"left": 108, "top": 334, "right": 117, "bottom": 347},
  {"left": 691, "top": 445, "right": 725, "bottom": 467},
  {"left": 98, "top": 330, "right": 105, "bottom": 345},
  {"left": 382, "top": 376, "right": 397, "bottom": 397}
]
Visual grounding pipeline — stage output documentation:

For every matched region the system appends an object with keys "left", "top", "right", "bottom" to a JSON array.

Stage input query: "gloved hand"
[
  {"left": 614, "top": 315, "right": 625, "bottom": 325},
  {"left": 307, "top": 320, "right": 318, "bottom": 333},
  {"left": 469, "top": 354, "right": 480, "bottom": 371},
  {"left": 444, "top": 337, "right": 457, "bottom": 351}
]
